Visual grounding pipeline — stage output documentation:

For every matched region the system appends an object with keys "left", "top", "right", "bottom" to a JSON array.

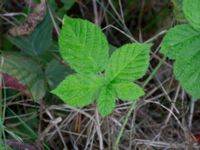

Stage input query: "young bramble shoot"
[
  {"left": 51, "top": 16, "right": 151, "bottom": 117},
  {"left": 161, "top": 0, "right": 200, "bottom": 100}
]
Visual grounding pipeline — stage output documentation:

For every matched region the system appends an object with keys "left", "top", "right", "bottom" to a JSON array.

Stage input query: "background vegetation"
[{"left": 0, "top": 0, "right": 200, "bottom": 149}]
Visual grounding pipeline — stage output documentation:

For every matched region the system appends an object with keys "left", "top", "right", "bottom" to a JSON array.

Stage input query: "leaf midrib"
[
  {"left": 170, "top": 30, "right": 200, "bottom": 47},
  {"left": 109, "top": 50, "right": 144, "bottom": 81}
]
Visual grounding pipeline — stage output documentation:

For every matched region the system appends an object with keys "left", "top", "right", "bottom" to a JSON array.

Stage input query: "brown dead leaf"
[{"left": 9, "top": 1, "right": 47, "bottom": 36}]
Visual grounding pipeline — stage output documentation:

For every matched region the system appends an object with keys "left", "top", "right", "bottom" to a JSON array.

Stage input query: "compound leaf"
[
  {"left": 161, "top": 24, "right": 200, "bottom": 60},
  {"left": 113, "top": 82, "right": 144, "bottom": 101},
  {"left": 59, "top": 16, "right": 109, "bottom": 74},
  {"left": 183, "top": 0, "right": 200, "bottom": 31},
  {"left": 97, "top": 87, "right": 116, "bottom": 117},
  {"left": 52, "top": 74, "right": 103, "bottom": 107},
  {"left": 105, "top": 43, "right": 150, "bottom": 82}
]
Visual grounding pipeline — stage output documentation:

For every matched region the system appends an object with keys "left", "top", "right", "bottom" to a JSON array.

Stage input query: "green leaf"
[
  {"left": 45, "top": 59, "right": 72, "bottom": 89},
  {"left": 160, "top": 24, "right": 200, "bottom": 59},
  {"left": 109, "top": 44, "right": 117, "bottom": 56},
  {"left": 160, "top": 10, "right": 200, "bottom": 100},
  {"left": 0, "top": 54, "right": 46, "bottom": 100},
  {"left": 7, "top": 13, "right": 53, "bottom": 57},
  {"left": 105, "top": 43, "right": 150, "bottom": 82},
  {"left": 97, "top": 87, "right": 116, "bottom": 117},
  {"left": 183, "top": 0, "right": 200, "bottom": 31},
  {"left": 113, "top": 82, "right": 144, "bottom": 101},
  {"left": 174, "top": 52, "right": 200, "bottom": 99},
  {"left": 59, "top": 16, "right": 109, "bottom": 74},
  {"left": 51, "top": 74, "right": 103, "bottom": 107}
]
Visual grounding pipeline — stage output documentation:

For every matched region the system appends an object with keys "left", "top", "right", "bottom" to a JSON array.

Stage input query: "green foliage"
[
  {"left": 183, "top": 0, "right": 200, "bottom": 31},
  {"left": 161, "top": 24, "right": 200, "bottom": 59},
  {"left": 161, "top": 0, "right": 200, "bottom": 99},
  {"left": 112, "top": 82, "right": 144, "bottom": 101},
  {"left": 7, "top": 13, "right": 53, "bottom": 57},
  {"left": 172, "top": 0, "right": 186, "bottom": 22},
  {"left": 45, "top": 59, "right": 71, "bottom": 89},
  {"left": 0, "top": 54, "right": 46, "bottom": 100},
  {"left": 52, "top": 74, "right": 103, "bottom": 107},
  {"left": 1, "top": 14, "right": 70, "bottom": 101},
  {"left": 105, "top": 44, "right": 150, "bottom": 82},
  {"left": 174, "top": 54, "right": 200, "bottom": 99},
  {"left": 97, "top": 87, "right": 116, "bottom": 117},
  {"left": 52, "top": 16, "right": 151, "bottom": 116},
  {"left": 59, "top": 16, "right": 109, "bottom": 74},
  {"left": 0, "top": 53, "right": 69, "bottom": 100}
]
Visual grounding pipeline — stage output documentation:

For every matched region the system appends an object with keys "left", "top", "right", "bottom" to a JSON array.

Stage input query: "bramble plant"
[
  {"left": 52, "top": 16, "right": 151, "bottom": 117},
  {"left": 0, "top": 13, "right": 69, "bottom": 100},
  {"left": 161, "top": 0, "right": 200, "bottom": 100}
]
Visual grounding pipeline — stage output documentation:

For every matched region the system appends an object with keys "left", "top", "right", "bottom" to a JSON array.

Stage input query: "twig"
[
  {"left": 45, "top": 109, "right": 68, "bottom": 150},
  {"left": 0, "top": 12, "right": 27, "bottom": 17},
  {"left": 138, "top": 0, "right": 145, "bottom": 42},
  {"left": 48, "top": 5, "right": 60, "bottom": 35},
  {"left": 95, "top": 109, "right": 104, "bottom": 150},
  {"left": 0, "top": 56, "right": 5, "bottom": 142},
  {"left": 102, "top": 24, "right": 137, "bottom": 42},
  {"left": 0, "top": 72, "right": 2, "bottom": 142},
  {"left": 145, "top": 30, "right": 167, "bottom": 43},
  {"left": 92, "top": 0, "right": 99, "bottom": 25},
  {"left": 118, "top": 0, "right": 124, "bottom": 24},
  {"left": 188, "top": 99, "right": 196, "bottom": 130},
  {"left": 114, "top": 101, "right": 137, "bottom": 149}
]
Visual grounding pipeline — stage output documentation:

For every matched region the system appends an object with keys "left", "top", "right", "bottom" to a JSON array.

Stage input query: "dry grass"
[{"left": 1, "top": 0, "right": 200, "bottom": 150}]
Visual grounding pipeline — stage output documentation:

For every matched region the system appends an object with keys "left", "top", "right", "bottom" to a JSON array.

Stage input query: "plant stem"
[
  {"left": 113, "top": 57, "right": 165, "bottom": 149},
  {"left": 188, "top": 98, "right": 196, "bottom": 130},
  {"left": 95, "top": 110, "right": 104, "bottom": 150},
  {"left": 143, "top": 57, "right": 166, "bottom": 87},
  {"left": 113, "top": 101, "right": 136, "bottom": 150},
  {"left": 0, "top": 73, "right": 2, "bottom": 142}
]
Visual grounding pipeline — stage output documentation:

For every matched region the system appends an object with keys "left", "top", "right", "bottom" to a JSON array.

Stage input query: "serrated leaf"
[
  {"left": 105, "top": 43, "right": 150, "bottom": 82},
  {"left": 160, "top": 24, "right": 200, "bottom": 59},
  {"left": 7, "top": 13, "right": 53, "bottom": 56},
  {"left": 112, "top": 82, "right": 144, "bottom": 101},
  {"left": 0, "top": 54, "right": 46, "bottom": 100},
  {"left": 59, "top": 16, "right": 109, "bottom": 74},
  {"left": 183, "top": 0, "right": 200, "bottom": 31},
  {"left": 97, "top": 87, "right": 116, "bottom": 117},
  {"left": 174, "top": 52, "right": 200, "bottom": 99},
  {"left": 51, "top": 74, "right": 103, "bottom": 107}
]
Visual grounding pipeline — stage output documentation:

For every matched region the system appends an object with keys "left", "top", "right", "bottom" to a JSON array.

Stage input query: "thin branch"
[
  {"left": 188, "top": 99, "right": 195, "bottom": 130},
  {"left": 95, "top": 109, "right": 104, "bottom": 150}
]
